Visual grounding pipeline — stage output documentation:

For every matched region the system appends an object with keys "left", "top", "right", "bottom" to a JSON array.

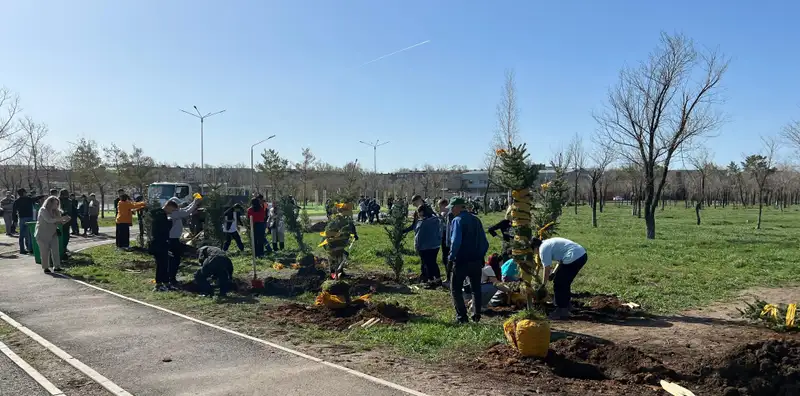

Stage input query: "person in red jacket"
[{"left": 246, "top": 198, "right": 267, "bottom": 257}]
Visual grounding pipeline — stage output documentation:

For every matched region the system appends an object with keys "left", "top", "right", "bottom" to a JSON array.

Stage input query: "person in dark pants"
[
  {"left": 58, "top": 190, "right": 73, "bottom": 258},
  {"left": 447, "top": 197, "right": 489, "bottom": 324},
  {"left": 222, "top": 204, "right": 245, "bottom": 252},
  {"left": 438, "top": 199, "right": 454, "bottom": 283},
  {"left": 246, "top": 198, "right": 267, "bottom": 257},
  {"left": 115, "top": 194, "right": 147, "bottom": 249},
  {"left": 194, "top": 246, "right": 234, "bottom": 297},
  {"left": 12, "top": 189, "right": 35, "bottom": 254},
  {"left": 166, "top": 197, "right": 200, "bottom": 288},
  {"left": 77, "top": 194, "right": 90, "bottom": 236},
  {"left": 413, "top": 205, "right": 441, "bottom": 286},
  {"left": 531, "top": 236, "right": 588, "bottom": 320},
  {"left": 150, "top": 201, "right": 176, "bottom": 292},
  {"left": 68, "top": 193, "right": 80, "bottom": 235},
  {"left": 87, "top": 194, "right": 100, "bottom": 235}
]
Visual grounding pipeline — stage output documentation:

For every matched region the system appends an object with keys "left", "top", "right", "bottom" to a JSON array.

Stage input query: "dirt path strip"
[
  {"left": 0, "top": 339, "right": 64, "bottom": 395},
  {"left": 0, "top": 312, "right": 129, "bottom": 396},
  {"left": 0, "top": 321, "right": 111, "bottom": 396}
]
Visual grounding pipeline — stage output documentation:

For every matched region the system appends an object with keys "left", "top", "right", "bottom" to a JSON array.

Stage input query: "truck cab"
[{"left": 147, "top": 182, "right": 194, "bottom": 207}]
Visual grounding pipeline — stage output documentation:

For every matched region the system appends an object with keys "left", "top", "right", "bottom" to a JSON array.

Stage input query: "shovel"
[{"left": 249, "top": 215, "right": 264, "bottom": 289}]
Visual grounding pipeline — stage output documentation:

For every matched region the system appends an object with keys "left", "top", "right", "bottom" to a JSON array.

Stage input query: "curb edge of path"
[
  {"left": 0, "top": 312, "right": 133, "bottom": 396},
  {"left": 0, "top": 339, "right": 65, "bottom": 396},
  {"left": 64, "top": 243, "right": 433, "bottom": 396}
]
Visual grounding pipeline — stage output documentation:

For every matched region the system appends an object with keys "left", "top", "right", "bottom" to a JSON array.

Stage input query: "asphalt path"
[
  {"left": 0, "top": 352, "right": 49, "bottom": 396},
  {"left": 0, "top": 235, "right": 414, "bottom": 396}
]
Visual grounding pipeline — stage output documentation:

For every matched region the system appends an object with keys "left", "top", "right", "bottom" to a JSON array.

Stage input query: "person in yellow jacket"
[{"left": 115, "top": 193, "right": 147, "bottom": 249}]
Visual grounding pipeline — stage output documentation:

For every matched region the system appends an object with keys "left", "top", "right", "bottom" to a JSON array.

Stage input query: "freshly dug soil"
[
  {"left": 261, "top": 272, "right": 327, "bottom": 296},
  {"left": 695, "top": 339, "right": 800, "bottom": 396},
  {"left": 477, "top": 336, "right": 678, "bottom": 386},
  {"left": 349, "top": 273, "right": 415, "bottom": 295},
  {"left": 265, "top": 301, "right": 410, "bottom": 331}
]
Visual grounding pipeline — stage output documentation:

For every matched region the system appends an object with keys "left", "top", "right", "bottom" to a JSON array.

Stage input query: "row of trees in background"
[{"left": 486, "top": 33, "right": 800, "bottom": 239}]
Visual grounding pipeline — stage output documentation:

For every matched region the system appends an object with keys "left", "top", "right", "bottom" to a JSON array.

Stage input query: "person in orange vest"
[{"left": 115, "top": 193, "right": 147, "bottom": 249}]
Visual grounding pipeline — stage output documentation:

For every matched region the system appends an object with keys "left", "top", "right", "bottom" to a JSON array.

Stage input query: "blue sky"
[{"left": 3, "top": 1, "right": 799, "bottom": 172}]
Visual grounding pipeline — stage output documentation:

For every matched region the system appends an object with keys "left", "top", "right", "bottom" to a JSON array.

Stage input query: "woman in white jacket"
[
  {"left": 267, "top": 202, "right": 285, "bottom": 251},
  {"left": 35, "top": 196, "right": 71, "bottom": 273}
]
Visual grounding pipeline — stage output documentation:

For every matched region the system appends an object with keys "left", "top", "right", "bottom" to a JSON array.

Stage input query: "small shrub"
[
  {"left": 299, "top": 207, "right": 311, "bottom": 232},
  {"left": 382, "top": 198, "right": 408, "bottom": 281}
]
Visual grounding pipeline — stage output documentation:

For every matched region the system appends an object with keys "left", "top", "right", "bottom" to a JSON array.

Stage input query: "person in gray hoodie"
[{"left": 166, "top": 197, "right": 200, "bottom": 288}]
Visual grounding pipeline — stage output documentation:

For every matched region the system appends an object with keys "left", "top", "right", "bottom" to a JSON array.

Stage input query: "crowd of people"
[
  {"left": 402, "top": 194, "right": 589, "bottom": 322},
  {"left": 5, "top": 185, "right": 590, "bottom": 321}
]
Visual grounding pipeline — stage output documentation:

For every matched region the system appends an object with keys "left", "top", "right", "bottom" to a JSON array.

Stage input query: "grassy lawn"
[{"left": 66, "top": 204, "right": 800, "bottom": 359}]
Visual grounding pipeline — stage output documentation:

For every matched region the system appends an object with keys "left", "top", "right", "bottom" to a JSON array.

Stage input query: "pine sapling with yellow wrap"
[
  {"left": 320, "top": 202, "right": 356, "bottom": 278},
  {"left": 495, "top": 144, "right": 542, "bottom": 309}
]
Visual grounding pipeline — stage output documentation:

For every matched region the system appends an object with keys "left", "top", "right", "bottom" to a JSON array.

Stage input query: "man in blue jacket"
[{"left": 447, "top": 197, "right": 489, "bottom": 323}]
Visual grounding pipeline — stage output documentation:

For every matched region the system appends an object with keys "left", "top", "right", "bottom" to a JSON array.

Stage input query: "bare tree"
[
  {"left": 782, "top": 119, "right": 800, "bottom": 154},
  {"left": 687, "top": 147, "right": 714, "bottom": 225},
  {"left": 587, "top": 142, "right": 615, "bottom": 227},
  {"left": 295, "top": 148, "right": 316, "bottom": 206},
  {"left": 743, "top": 137, "right": 778, "bottom": 230},
  {"left": 19, "top": 117, "right": 49, "bottom": 192},
  {"left": 595, "top": 32, "right": 729, "bottom": 239},
  {"left": 38, "top": 144, "right": 58, "bottom": 190},
  {"left": 121, "top": 145, "right": 155, "bottom": 194},
  {"left": 0, "top": 88, "right": 22, "bottom": 164},
  {"left": 72, "top": 138, "right": 109, "bottom": 208},
  {"left": 567, "top": 134, "right": 586, "bottom": 214},
  {"left": 484, "top": 70, "right": 521, "bottom": 213}
]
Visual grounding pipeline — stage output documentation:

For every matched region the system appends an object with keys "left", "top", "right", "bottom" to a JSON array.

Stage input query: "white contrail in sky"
[{"left": 359, "top": 40, "right": 431, "bottom": 67}]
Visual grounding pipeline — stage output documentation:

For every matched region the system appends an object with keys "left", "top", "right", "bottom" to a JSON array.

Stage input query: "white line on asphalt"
[
  {"left": 0, "top": 311, "right": 133, "bottom": 396},
  {"left": 0, "top": 340, "right": 65, "bottom": 396},
  {"left": 59, "top": 243, "right": 433, "bottom": 396}
]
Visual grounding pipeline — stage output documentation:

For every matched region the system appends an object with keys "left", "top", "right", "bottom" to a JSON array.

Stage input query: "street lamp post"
[
  {"left": 250, "top": 135, "right": 276, "bottom": 195},
  {"left": 180, "top": 106, "right": 226, "bottom": 193},
  {"left": 359, "top": 139, "right": 389, "bottom": 200}
]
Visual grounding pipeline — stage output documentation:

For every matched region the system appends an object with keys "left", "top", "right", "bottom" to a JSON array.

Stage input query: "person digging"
[
  {"left": 194, "top": 246, "right": 234, "bottom": 298},
  {"left": 531, "top": 236, "right": 588, "bottom": 320}
]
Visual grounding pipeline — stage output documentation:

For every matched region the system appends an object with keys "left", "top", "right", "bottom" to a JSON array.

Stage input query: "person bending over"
[
  {"left": 194, "top": 246, "right": 234, "bottom": 298},
  {"left": 531, "top": 236, "right": 588, "bottom": 320}
]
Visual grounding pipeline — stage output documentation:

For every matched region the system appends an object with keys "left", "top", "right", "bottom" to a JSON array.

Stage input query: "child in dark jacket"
[
  {"left": 194, "top": 246, "right": 234, "bottom": 297},
  {"left": 150, "top": 201, "right": 177, "bottom": 292}
]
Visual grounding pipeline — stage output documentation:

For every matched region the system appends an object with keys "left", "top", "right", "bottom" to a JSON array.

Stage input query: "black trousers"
[
  {"left": 70, "top": 218, "right": 79, "bottom": 235},
  {"left": 418, "top": 248, "right": 441, "bottom": 281},
  {"left": 116, "top": 223, "right": 130, "bottom": 248},
  {"left": 168, "top": 238, "right": 183, "bottom": 283},
  {"left": 441, "top": 244, "right": 451, "bottom": 280},
  {"left": 89, "top": 215, "right": 99, "bottom": 234},
  {"left": 553, "top": 253, "right": 588, "bottom": 309},
  {"left": 153, "top": 248, "right": 170, "bottom": 284},
  {"left": 223, "top": 231, "right": 244, "bottom": 251},
  {"left": 450, "top": 260, "right": 483, "bottom": 322}
]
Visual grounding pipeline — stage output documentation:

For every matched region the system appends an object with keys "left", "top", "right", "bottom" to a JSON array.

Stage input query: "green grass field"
[{"left": 65, "top": 203, "right": 800, "bottom": 359}]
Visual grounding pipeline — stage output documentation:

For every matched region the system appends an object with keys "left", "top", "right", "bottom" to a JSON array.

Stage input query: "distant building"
[{"left": 458, "top": 167, "right": 583, "bottom": 196}]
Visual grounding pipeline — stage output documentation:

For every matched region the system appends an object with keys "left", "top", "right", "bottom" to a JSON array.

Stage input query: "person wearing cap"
[
  {"left": 87, "top": 193, "right": 100, "bottom": 235},
  {"left": 166, "top": 196, "right": 200, "bottom": 288},
  {"left": 447, "top": 196, "right": 489, "bottom": 324},
  {"left": 531, "top": 236, "right": 588, "bottom": 320},
  {"left": 438, "top": 198, "right": 455, "bottom": 284}
]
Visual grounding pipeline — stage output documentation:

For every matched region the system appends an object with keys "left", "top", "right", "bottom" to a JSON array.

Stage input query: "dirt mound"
[
  {"left": 265, "top": 301, "right": 410, "bottom": 331},
  {"left": 697, "top": 339, "right": 800, "bottom": 396},
  {"left": 349, "top": 273, "right": 414, "bottom": 295},
  {"left": 566, "top": 294, "right": 646, "bottom": 322},
  {"left": 308, "top": 222, "right": 327, "bottom": 232},
  {"left": 476, "top": 336, "right": 679, "bottom": 387},
  {"left": 261, "top": 272, "right": 327, "bottom": 296}
]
